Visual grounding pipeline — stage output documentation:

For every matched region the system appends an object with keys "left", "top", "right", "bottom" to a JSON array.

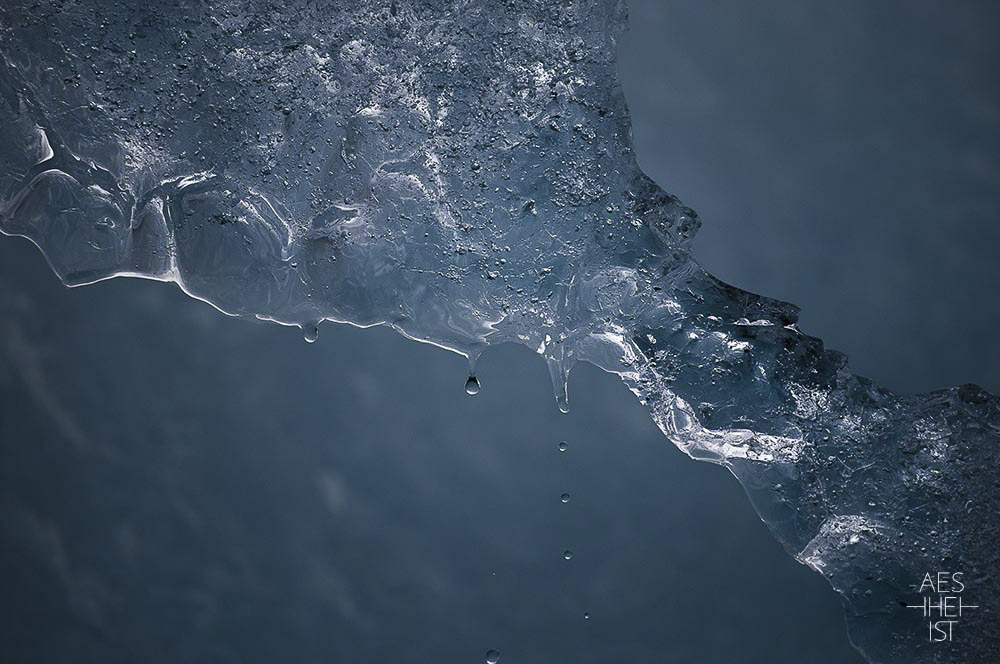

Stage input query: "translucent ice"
[{"left": 1, "top": 1, "right": 997, "bottom": 661}]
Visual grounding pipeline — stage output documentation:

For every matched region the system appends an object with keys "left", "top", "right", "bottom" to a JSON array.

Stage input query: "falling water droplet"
[
  {"left": 563, "top": 550, "right": 573, "bottom": 560},
  {"left": 584, "top": 612, "right": 590, "bottom": 620},
  {"left": 302, "top": 323, "right": 319, "bottom": 343},
  {"left": 465, "top": 375, "right": 481, "bottom": 395},
  {"left": 558, "top": 441, "right": 568, "bottom": 452},
  {"left": 485, "top": 649, "right": 500, "bottom": 664},
  {"left": 560, "top": 493, "right": 570, "bottom": 503}
]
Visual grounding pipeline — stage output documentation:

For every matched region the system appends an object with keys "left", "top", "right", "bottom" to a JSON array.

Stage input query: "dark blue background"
[{"left": 622, "top": 0, "right": 1000, "bottom": 395}]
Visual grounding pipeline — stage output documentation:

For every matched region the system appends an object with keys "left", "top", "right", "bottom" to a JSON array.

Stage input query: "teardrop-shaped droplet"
[
  {"left": 556, "top": 394, "right": 570, "bottom": 414},
  {"left": 584, "top": 612, "right": 590, "bottom": 620},
  {"left": 485, "top": 649, "right": 500, "bottom": 664},
  {"left": 558, "top": 441, "right": 568, "bottom": 452},
  {"left": 563, "top": 550, "right": 573, "bottom": 560},
  {"left": 302, "top": 323, "right": 319, "bottom": 343},
  {"left": 465, "top": 375, "right": 481, "bottom": 395},
  {"left": 560, "top": 493, "right": 570, "bottom": 503}
]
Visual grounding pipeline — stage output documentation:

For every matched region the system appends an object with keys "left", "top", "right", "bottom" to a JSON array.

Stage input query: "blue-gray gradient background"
[{"left": 1, "top": 2, "right": 996, "bottom": 662}]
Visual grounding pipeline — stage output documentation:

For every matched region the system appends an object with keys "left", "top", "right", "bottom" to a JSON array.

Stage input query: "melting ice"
[{"left": 1, "top": 1, "right": 997, "bottom": 661}]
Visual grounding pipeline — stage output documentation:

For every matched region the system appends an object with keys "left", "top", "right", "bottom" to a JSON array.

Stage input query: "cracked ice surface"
[{"left": 1, "top": 1, "right": 997, "bottom": 661}]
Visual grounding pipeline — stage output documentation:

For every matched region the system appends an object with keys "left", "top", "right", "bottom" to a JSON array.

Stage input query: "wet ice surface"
[{"left": 0, "top": 1, "right": 997, "bottom": 662}]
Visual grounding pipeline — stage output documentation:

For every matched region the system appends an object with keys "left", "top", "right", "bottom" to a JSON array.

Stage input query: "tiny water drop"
[
  {"left": 465, "top": 375, "right": 481, "bottom": 395},
  {"left": 302, "top": 323, "right": 319, "bottom": 343},
  {"left": 560, "top": 493, "right": 570, "bottom": 503},
  {"left": 558, "top": 441, "right": 568, "bottom": 452},
  {"left": 563, "top": 550, "right": 573, "bottom": 560},
  {"left": 584, "top": 612, "right": 590, "bottom": 620},
  {"left": 485, "top": 649, "right": 500, "bottom": 664}
]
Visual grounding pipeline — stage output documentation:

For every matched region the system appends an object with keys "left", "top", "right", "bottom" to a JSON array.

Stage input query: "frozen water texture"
[{"left": 1, "top": 1, "right": 997, "bottom": 661}]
